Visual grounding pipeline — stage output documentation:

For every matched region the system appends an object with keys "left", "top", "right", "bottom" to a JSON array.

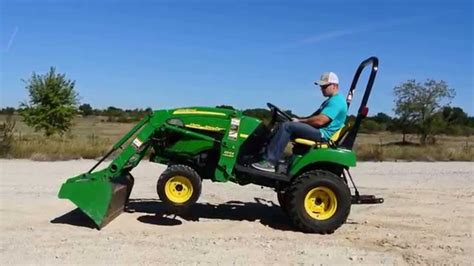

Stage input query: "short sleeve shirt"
[{"left": 317, "top": 93, "right": 348, "bottom": 139}]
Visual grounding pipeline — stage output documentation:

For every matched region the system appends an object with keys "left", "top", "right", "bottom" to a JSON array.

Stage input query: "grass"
[
  {"left": 1, "top": 115, "right": 473, "bottom": 161},
  {"left": 354, "top": 142, "right": 473, "bottom": 161},
  {"left": 353, "top": 132, "right": 473, "bottom": 161}
]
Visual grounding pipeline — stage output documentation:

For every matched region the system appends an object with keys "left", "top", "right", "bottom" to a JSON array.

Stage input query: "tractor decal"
[
  {"left": 173, "top": 109, "right": 227, "bottom": 116},
  {"left": 185, "top": 123, "right": 225, "bottom": 132}
]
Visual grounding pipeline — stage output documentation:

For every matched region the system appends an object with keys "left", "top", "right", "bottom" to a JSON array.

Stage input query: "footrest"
[{"left": 351, "top": 195, "right": 384, "bottom": 204}]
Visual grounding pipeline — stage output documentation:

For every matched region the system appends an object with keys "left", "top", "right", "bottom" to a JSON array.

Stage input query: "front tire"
[
  {"left": 287, "top": 170, "right": 351, "bottom": 234},
  {"left": 157, "top": 164, "right": 202, "bottom": 212}
]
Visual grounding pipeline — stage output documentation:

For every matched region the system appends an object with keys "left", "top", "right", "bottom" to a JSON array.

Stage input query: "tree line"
[
  {"left": 2, "top": 67, "right": 473, "bottom": 143},
  {"left": 226, "top": 106, "right": 474, "bottom": 140}
]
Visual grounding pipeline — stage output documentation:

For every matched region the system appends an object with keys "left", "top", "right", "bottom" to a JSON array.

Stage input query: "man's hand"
[{"left": 292, "top": 117, "right": 300, "bottom": 122}]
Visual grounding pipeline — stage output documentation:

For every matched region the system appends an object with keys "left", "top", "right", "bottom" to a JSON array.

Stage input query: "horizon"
[{"left": 1, "top": 0, "right": 473, "bottom": 116}]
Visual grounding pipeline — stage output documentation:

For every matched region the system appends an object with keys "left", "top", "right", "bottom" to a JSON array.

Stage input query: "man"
[{"left": 252, "top": 72, "right": 348, "bottom": 172}]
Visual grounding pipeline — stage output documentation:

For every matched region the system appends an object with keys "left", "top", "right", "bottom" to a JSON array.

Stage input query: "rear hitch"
[
  {"left": 351, "top": 194, "right": 384, "bottom": 204},
  {"left": 343, "top": 168, "right": 384, "bottom": 205}
]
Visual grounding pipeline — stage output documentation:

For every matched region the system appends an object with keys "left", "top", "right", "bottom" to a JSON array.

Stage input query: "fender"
[{"left": 289, "top": 148, "right": 356, "bottom": 176}]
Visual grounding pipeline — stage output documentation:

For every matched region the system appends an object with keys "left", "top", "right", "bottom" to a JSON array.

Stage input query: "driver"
[{"left": 252, "top": 72, "right": 348, "bottom": 172}]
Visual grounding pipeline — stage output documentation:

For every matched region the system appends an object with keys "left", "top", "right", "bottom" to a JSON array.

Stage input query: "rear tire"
[
  {"left": 157, "top": 164, "right": 202, "bottom": 212},
  {"left": 277, "top": 191, "right": 290, "bottom": 215},
  {"left": 287, "top": 170, "right": 351, "bottom": 234}
]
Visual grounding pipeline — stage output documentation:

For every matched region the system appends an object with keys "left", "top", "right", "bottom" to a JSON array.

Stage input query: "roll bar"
[{"left": 339, "top": 56, "right": 379, "bottom": 150}]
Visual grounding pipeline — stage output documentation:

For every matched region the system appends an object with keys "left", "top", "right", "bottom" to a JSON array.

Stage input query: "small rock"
[
  {"left": 349, "top": 256, "right": 355, "bottom": 261},
  {"left": 394, "top": 235, "right": 399, "bottom": 239},
  {"left": 363, "top": 220, "right": 369, "bottom": 224},
  {"left": 386, "top": 233, "right": 392, "bottom": 237}
]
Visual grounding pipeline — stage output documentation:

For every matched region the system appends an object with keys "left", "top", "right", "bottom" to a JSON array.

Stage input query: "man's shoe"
[{"left": 252, "top": 160, "right": 275, "bottom": 172}]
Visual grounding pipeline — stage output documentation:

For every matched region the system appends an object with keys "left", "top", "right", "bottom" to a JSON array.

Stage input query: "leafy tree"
[
  {"left": 393, "top": 79, "right": 455, "bottom": 144},
  {"left": 216, "top": 105, "right": 235, "bottom": 110},
  {"left": 0, "top": 115, "right": 16, "bottom": 156},
  {"left": 243, "top": 108, "right": 271, "bottom": 122},
  {"left": 387, "top": 116, "right": 416, "bottom": 143},
  {"left": 372, "top": 112, "right": 392, "bottom": 125},
  {"left": 439, "top": 107, "right": 472, "bottom": 136},
  {"left": 441, "top": 106, "right": 469, "bottom": 126},
  {"left": 79, "top": 103, "right": 93, "bottom": 116},
  {"left": 104, "top": 106, "right": 124, "bottom": 117},
  {"left": 144, "top": 107, "right": 153, "bottom": 114},
  {"left": 20, "top": 67, "right": 79, "bottom": 136},
  {"left": 0, "top": 107, "right": 16, "bottom": 115},
  {"left": 360, "top": 119, "right": 383, "bottom": 133}
]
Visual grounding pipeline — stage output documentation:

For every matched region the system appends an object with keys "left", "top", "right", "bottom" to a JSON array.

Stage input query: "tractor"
[{"left": 58, "top": 57, "right": 383, "bottom": 234}]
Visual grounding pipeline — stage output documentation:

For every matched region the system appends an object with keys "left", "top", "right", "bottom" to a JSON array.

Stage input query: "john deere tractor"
[{"left": 58, "top": 57, "right": 383, "bottom": 234}]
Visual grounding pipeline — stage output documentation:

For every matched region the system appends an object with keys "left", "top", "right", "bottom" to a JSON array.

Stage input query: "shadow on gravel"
[
  {"left": 50, "top": 208, "right": 97, "bottom": 229},
  {"left": 129, "top": 198, "right": 298, "bottom": 232}
]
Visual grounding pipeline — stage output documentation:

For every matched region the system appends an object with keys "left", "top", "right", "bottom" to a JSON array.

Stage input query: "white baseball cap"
[{"left": 314, "top": 72, "right": 339, "bottom": 85}]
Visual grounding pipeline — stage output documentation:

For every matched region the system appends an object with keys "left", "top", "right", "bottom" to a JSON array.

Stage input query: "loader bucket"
[{"left": 58, "top": 172, "right": 134, "bottom": 228}]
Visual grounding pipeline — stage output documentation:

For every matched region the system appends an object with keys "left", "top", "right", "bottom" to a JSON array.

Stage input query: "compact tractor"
[{"left": 58, "top": 57, "right": 383, "bottom": 234}]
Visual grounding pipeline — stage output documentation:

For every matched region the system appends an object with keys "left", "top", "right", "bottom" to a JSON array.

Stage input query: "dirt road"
[{"left": 0, "top": 160, "right": 472, "bottom": 264}]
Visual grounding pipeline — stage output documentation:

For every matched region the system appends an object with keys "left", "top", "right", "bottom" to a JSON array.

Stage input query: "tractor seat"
[{"left": 293, "top": 125, "right": 349, "bottom": 148}]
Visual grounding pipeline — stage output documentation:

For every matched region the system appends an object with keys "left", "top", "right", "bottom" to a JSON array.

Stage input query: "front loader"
[{"left": 58, "top": 57, "right": 383, "bottom": 233}]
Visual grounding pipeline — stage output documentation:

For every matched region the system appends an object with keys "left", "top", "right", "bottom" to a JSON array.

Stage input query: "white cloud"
[
  {"left": 296, "top": 16, "right": 430, "bottom": 45},
  {"left": 5, "top": 26, "right": 19, "bottom": 53}
]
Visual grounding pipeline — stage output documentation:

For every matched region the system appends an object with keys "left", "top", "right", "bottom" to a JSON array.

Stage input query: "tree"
[
  {"left": 0, "top": 115, "right": 16, "bottom": 156},
  {"left": 372, "top": 112, "right": 392, "bottom": 125},
  {"left": 388, "top": 116, "right": 415, "bottom": 143},
  {"left": 393, "top": 79, "right": 455, "bottom": 144},
  {"left": 216, "top": 105, "right": 235, "bottom": 110},
  {"left": 20, "top": 67, "right": 79, "bottom": 137},
  {"left": 144, "top": 107, "right": 153, "bottom": 114},
  {"left": 360, "top": 119, "right": 383, "bottom": 133},
  {"left": 0, "top": 107, "right": 16, "bottom": 115},
  {"left": 441, "top": 106, "right": 469, "bottom": 126},
  {"left": 79, "top": 103, "right": 93, "bottom": 116}
]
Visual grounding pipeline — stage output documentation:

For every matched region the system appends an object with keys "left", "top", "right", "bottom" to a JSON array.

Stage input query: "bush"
[
  {"left": 20, "top": 67, "right": 79, "bottom": 136},
  {"left": 0, "top": 115, "right": 16, "bottom": 156}
]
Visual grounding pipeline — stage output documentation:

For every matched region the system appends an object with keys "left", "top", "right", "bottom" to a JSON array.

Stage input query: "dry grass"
[
  {"left": 1, "top": 115, "right": 133, "bottom": 160},
  {"left": 354, "top": 143, "right": 473, "bottom": 161},
  {"left": 354, "top": 132, "right": 473, "bottom": 161},
  {"left": 1, "top": 115, "right": 473, "bottom": 161},
  {"left": 8, "top": 137, "right": 111, "bottom": 160}
]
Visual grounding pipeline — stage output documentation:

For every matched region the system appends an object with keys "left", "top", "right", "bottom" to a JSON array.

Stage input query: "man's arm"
[{"left": 296, "top": 114, "right": 331, "bottom": 128}]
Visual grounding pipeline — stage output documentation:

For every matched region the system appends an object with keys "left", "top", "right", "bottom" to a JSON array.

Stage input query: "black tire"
[
  {"left": 156, "top": 164, "right": 202, "bottom": 212},
  {"left": 277, "top": 191, "right": 290, "bottom": 215},
  {"left": 286, "top": 170, "right": 351, "bottom": 234}
]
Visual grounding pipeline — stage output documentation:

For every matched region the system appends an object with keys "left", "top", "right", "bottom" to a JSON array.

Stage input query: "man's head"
[{"left": 314, "top": 72, "right": 339, "bottom": 97}]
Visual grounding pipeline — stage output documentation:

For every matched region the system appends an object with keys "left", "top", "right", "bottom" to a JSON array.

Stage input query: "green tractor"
[{"left": 58, "top": 57, "right": 383, "bottom": 234}]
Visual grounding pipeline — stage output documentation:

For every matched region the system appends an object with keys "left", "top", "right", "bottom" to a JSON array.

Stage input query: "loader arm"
[{"left": 58, "top": 110, "right": 171, "bottom": 228}]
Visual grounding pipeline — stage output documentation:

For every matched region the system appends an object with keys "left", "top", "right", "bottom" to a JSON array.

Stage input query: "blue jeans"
[{"left": 265, "top": 122, "right": 324, "bottom": 164}]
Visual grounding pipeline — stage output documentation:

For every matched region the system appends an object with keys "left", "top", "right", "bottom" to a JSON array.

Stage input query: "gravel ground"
[{"left": 0, "top": 160, "right": 472, "bottom": 265}]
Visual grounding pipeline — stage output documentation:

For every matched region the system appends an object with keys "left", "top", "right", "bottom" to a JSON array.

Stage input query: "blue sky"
[{"left": 1, "top": 0, "right": 473, "bottom": 116}]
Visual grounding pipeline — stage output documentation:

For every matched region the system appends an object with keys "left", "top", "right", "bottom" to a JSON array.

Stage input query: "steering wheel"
[{"left": 267, "top": 102, "right": 293, "bottom": 126}]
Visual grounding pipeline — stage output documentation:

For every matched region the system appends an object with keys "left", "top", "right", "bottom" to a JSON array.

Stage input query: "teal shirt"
[{"left": 318, "top": 93, "right": 348, "bottom": 139}]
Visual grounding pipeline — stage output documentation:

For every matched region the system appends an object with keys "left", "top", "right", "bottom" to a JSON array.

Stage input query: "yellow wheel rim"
[
  {"left": 164, "top": 176, "right": 193, "bottom": 204},
  {"left": 304, "top": 186, "right": 337, "bottom": 220}
]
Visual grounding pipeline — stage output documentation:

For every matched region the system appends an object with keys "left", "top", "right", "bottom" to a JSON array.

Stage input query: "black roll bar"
[{"left": 339, "top": 56, "right": 379, "bottom": 150}]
